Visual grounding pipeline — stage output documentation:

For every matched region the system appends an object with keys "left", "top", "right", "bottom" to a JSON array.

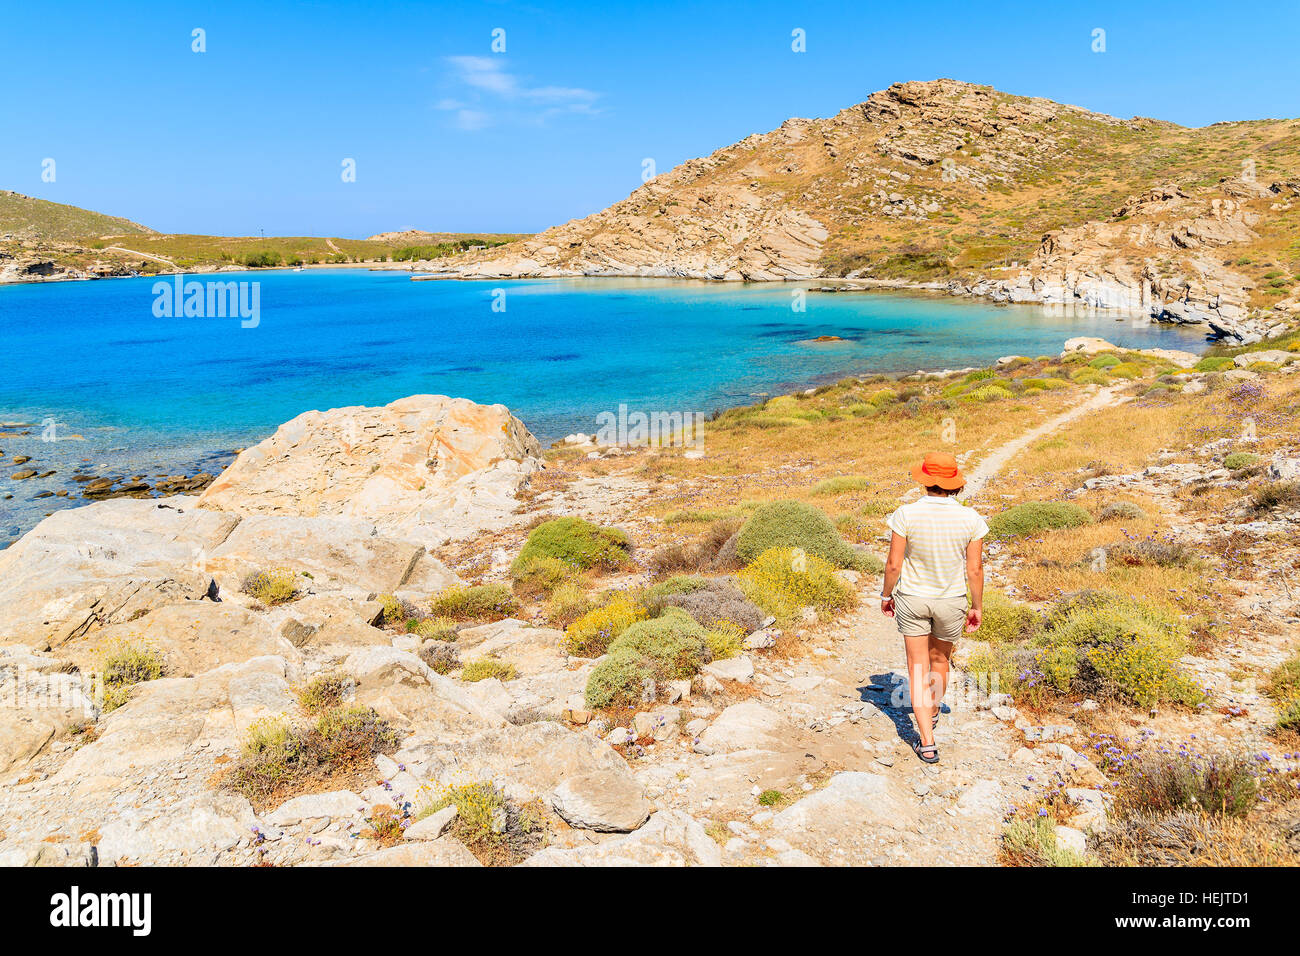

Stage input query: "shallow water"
[{"left": 0, "top": 270, "right": 1206, "bottom": 541}]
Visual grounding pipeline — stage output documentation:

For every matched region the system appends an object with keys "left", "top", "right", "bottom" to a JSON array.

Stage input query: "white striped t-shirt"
[{"left": 886, "top": 495, "right": 990, "bottom": 598}]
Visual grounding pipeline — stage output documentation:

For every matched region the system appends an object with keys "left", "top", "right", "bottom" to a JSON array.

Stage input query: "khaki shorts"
[{"left": 893, "top": 592, "right": 967, "bottom": 644}]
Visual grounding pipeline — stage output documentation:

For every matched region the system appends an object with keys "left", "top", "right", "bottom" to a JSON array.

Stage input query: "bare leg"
[
  {"left": 928, "top": 636, "right": 955, "bottom": 717},
  {"left": 904, "top": 634, "right": 935, "bottom": 747}
]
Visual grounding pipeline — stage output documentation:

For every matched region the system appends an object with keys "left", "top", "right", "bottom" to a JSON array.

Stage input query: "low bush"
[
  {"left": 1194, "top": 356, "right": 1234, "bottom": 372},
  {"left": 510, "top": 555, "right": 575, "bottom": 598},
  {"left": 297, "top": 673, "right": 349, "bottom": 714},
  {"left": 1113, "top": 748, "right": 1257, "bottom": 818},
  {"left": 418, "top": 641, "right": 460, "bottom": 674},
  {"left": 734, "top": 500, "right": 858, "bottom": 568},
  {"left": 408, "top": 616, "right": 458, "bottom": 642},
  {"left": 1039, "top": 592, "right": 1203, "bottom": 708},
  {"left": 646, "top": 577, "right": 767, "bottom": 632},
  {"left": 460, "top": 657, "right": 518, "bottom": 682},
  {"left": 430, "top": 583, "right": 518, "bottom": 621},
  {"left": 704, "top": 621, "right": 747, "bottom": 660},
  {"left": 1106, "top": 538, "right": 1198, "bottom": 568},
  {"left": 584, "top": 610, "right": 712, "bottom": 709},
  {"left": 811, "top": 475, "right": 871, "bottom": 496},
  {"left": 563, "top": 595, "right": 647, "bottom": 657},
  {"left": 226, "top": 705, "right": 398, "bottom": 807},
  {"left": 1249, "top": 481, "right": 1300, "bottom": 514},
  {"left": 977, "top": 590, "right": 1038, "bottom": 644},
  {"left": 736, "top": 547, "right": 856, "bottom": 624},
  {"left": 987, "top": 501, "right": 1093, "bottom": 540},
  {"left": 1089, "top": 353, "right": 1121, "bottom": 369},
  {"left": 1001, "top": 815, "right": 1087, "bottom": 867},
  {"left": 1223, "top": 452, "right": 1260, "bottom": 470},
  {"left": 100, "top": 640, "right": 165, "bottom": 711},
  {"left": 419, "top": 781, "right": 547, "bottom": 866},
  {"left": 511, "top": 516, "right": 633, "bottom": 573},
  {"left": 544, "top": 578, "right": 594, "bottom": 629},
  {"left": 1097, "top": 500, "right": 1147, "bottom": 522},
  {"left": 242, "top": 567, "right": 300, "bottom": 606}
]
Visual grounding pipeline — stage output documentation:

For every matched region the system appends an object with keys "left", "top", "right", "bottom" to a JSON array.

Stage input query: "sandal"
[{"left": 912, "top": 740, "right": 940, "bottom": 764}]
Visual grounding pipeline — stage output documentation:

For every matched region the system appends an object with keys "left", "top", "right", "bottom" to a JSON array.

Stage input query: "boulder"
[
  {"left": 197, "top": 395, "right": 542, "bottom": 546},
  {"left": 521, "top": 810, "right": 721, "bottom": 866},
  {"left": 1234, "top": 349, "right": 1294, "bottom": 368},
  {"left": 0, "top": 498, "right": 229, "bottom": 647},
  {"left": 266, "top": 790, "right": 367, "bottom": 827},
  {"left": 551, "top": 770, "right": 652, "bottom": 832},
  {"left": 66, "top": 602, "right": 299, "bottom": 678},
  {"left": 772, "top": 772, "right": 916, "bottom": 833},
  {"left": 203, "top": 514, "right": 442, "bottom": 597},
  {"left": 97, "top": 792, "right": 259, "bottom": 864},
  {"left": 695, "top": 701, "right": 791, "bottom": 754},
  {"left": 342, "top": 645, "right": 506, "bottom": 731}
]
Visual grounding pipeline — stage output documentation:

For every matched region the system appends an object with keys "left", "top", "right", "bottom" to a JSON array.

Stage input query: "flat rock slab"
[
  {"left": 695, "top": 700, "right": 792, "bottom": 754},
  {"left": 337, "top": 838, "right": 481, "bottom": 867},
  {"left": 522, "top": 810, "right": 721, "bottom": 867},
  {"left": 552, "top": 770, "right": 651, "bottom": 832},
  {"left": 773, "top": 771, "right": 916, "bottom": 834}
]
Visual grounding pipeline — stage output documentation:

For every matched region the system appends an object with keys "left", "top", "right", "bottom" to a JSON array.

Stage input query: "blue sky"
[{"left": 3, "top": 0, "right": 1297, "bottom": 237}]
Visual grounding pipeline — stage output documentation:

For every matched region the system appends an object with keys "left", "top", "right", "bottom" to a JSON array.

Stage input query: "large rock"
[
  {"left": 694, "top": 700, "right": 791, "bottom": 754},
  {"left": 522, "top": 810, "right": 721, "bottom": 866},
  {"left": 342, "top": 646, "right": 506, "bottom": 731},
  {"left": 97, "top": 792, "right": 259, "bottom": 864},
  {"left": 202, "top": 514, "right": 449, "bottom": 597},
  {"left": 0, "top": 498, "right": 230, "bottom": 647},
  {"left": 64, "top": 602, "right": 299, "bottom": 678},
  {"left": 551, "top": 770, "right": 651, "bottom": 832},
  {"left": 53, "top": 656, "right": 295, "bottom": 787},
  {"left": 197, "top": 395, "right": 542, "bottom": 545},
  {"left": 772, "top": 771, "right": 916, "bottom": 833}
]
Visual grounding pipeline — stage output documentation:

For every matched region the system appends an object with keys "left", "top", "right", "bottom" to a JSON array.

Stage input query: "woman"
[{"left": 880, "top": 452, "right": 987, "bottom": 763}]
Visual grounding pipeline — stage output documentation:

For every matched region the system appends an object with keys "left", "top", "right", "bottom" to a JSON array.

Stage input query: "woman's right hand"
[{"left": 880, "top": 596, "right": 895, "bottom": 618}]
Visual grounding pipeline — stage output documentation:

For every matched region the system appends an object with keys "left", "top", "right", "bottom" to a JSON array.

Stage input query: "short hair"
[{"left": 925, "top": 484, "right": 963, "bottom": 496}]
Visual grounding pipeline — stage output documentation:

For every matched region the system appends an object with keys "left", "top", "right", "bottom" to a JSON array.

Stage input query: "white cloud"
[{"left": 436, "top": 55, "right": 601, "bottom": 129}]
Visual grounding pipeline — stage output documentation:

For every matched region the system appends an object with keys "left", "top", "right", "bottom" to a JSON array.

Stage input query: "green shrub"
[
  {"left": 964, "top": 643, "right": 1018, "bottom": 696},
  {"left": 1040, "top": 592, "right": 1203, "bottom": 708},
  {"left": 409, "top": 616, "right": 458, "bottom": 642},
  {"left": 757, "top": 788, "right": 785, "bottom": 806},
  {"left": 100, "top": 640, "right": 165, "bottom": 711},
  {"left": 545, "top": 578, "right": 594, "bottom": 629},
  {"left": 737, "top": 547, "right": 855, "bottom": 624},
  {"left": 1022, "top": 377, "right": 1070, "bottom": 392},
  {"left": 1116, "top": 750, "right": 1258, "bottom": 818},
  {"left": 430, "top": 583, "right": 518, "bottom": 621},
  {"left": 511, "top": 517, "right": 633, "bottom": 573},
  {"left": 584, "top": 610, "right": 712, "bottom": 708},
  {"left": 988, "top": 501, "right": 1093, "bottom": 540},
  {"left": 1278, "top": 699, "right": 1300, "bottom": 733},
  {"left": 1089, "top": 353, "right": 1121, "bottom": 369},
  {"left": 1266, "top": 652, "right": 1300, "bottom": 704},
  {"left": 811, "top": 475, "right": 871, "bottom": 496},
  {"left": 961, "top": 383, "right": 1014, "bottom": 402},
  {"left": 460, "top": 657, "right": 518, "bottom": 682},
  {"left": 1194, "top": 356, "right": 1234, "bottom": 372},
  {"left": 242, "top": 567, "right": 300, "bottom": 606},
  {"left": 226, "top": 705, "right": 397, "bottom": 807},
  {"left": 1109, "top": 362, "right": 1143, "bottom": 379},
  {"left": 1070, "top": 369, "right": 1110, "bottom": 386},
  {"left": 563, "top": 595, "right": 647, "bottom": 657},
  {"left": 1223, "top": 452, "right": 1260, "bottom": 470},
  {"left": 510, "top": 555, "right": 575, "bottom": 598},
  {"left": 1002, "top": 815, "right": 1087, "bottom": 867},
  {"left": 704, "top": 621, "right": 747, "bottom": 660},
  {"left": 734, "top": 500, "right": 858, "bottom": 568},
  {"left": 298, "top": 674, "right": 348, "bottom": 714},
  {"left": 977, "top": 590, "right": 1038, "bottom": 643}
]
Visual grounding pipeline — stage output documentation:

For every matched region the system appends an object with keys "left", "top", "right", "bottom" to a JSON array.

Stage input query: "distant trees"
[{"left": 242, "top": 250, "right": 283, "bottom": 268}]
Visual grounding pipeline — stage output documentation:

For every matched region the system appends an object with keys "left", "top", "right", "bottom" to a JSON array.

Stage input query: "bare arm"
[
  {"left": 880, "top": 532, "right": 906, "bottom": 616},
  {"left": 965, "top": 536, "right": 984, "bottom": 631}
]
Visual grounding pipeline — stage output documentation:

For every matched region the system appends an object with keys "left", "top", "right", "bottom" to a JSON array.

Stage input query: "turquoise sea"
[{"left": 0, "top": 269, "right": 1206, "bottom": 543}]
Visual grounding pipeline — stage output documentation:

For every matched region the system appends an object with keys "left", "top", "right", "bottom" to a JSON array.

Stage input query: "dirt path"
[
  {"left": 963, "top": 384, "right": 1128, "bottom": 503},
  {"left": 104, "top": 245, "right": 178, "bottom": 268}
]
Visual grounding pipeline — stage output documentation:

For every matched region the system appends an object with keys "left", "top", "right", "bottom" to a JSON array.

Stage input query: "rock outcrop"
[{"left": 198, "top": 394, "right": 542, "bottom": 546}]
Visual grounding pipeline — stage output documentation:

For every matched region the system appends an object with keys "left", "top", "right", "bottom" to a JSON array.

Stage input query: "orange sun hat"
[{"left": 911, "top": 452, "right": 966, "bottom": 490}]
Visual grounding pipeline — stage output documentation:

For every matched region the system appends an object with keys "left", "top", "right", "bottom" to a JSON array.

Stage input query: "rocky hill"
[
  {"left": 439, "top": 79, "right": 1300, "bottom": 343},
  {"left": 0, "top": 190, "right": 154, "bottom": 242}
]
